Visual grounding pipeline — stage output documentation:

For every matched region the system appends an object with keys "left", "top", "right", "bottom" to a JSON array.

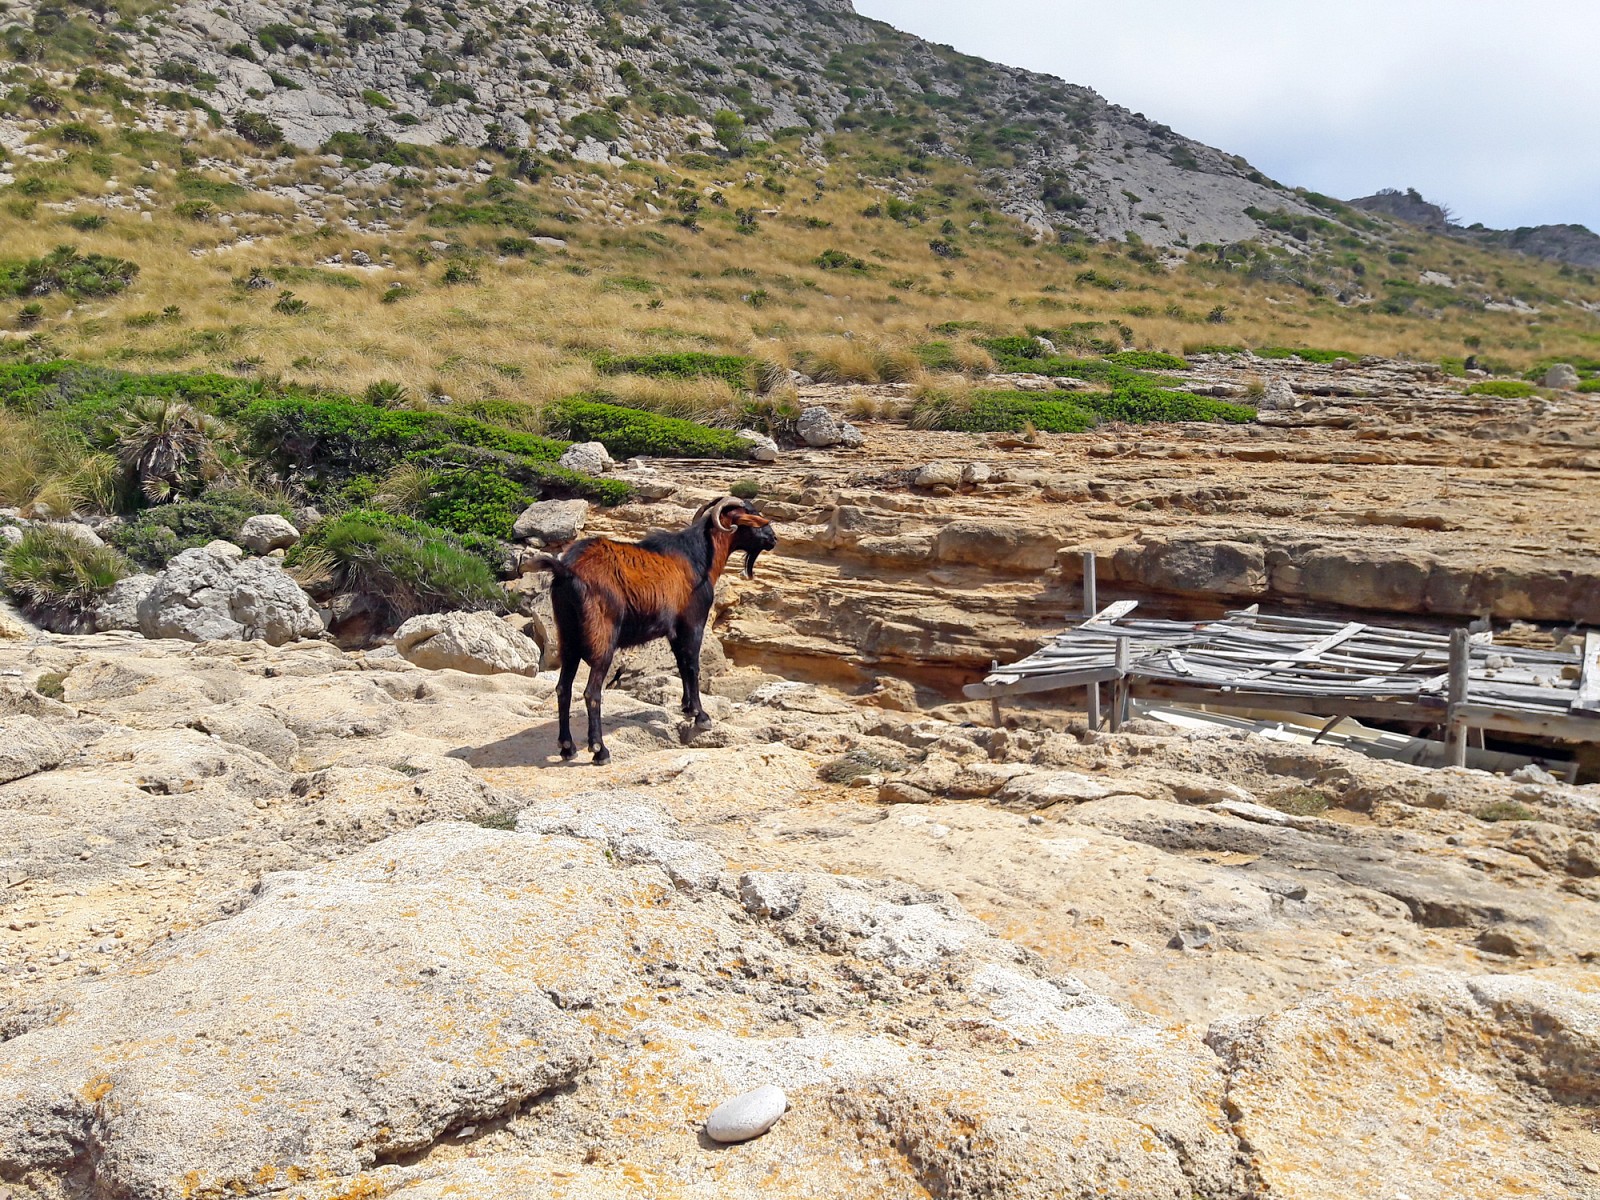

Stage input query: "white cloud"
[{"left": 852, "top": 0, "right": 1600, "bottom": 231}]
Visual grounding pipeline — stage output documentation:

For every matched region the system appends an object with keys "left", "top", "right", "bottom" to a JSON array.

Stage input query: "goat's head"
[{"left": 697, "top": 496, "right": 777, "bottom": 578}]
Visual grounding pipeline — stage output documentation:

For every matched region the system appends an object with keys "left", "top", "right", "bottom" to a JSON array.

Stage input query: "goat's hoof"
[
  {"left": 558, "top": 743, "right": 577, "bottom": 760},
  {"left": 693, "top": 712, "right": 713, "bottom": 728},
  {"left": 591, "top": 748, "right": 611, "bottom": 766}
]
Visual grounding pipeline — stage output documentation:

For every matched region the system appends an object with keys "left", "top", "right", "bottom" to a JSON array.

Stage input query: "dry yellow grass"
[{"left": 3, "top": 109, "right": 1598, "bottom": 408}]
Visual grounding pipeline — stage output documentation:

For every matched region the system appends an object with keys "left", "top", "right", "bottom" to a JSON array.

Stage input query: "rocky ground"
[{"left": 3, "top": 353, "right": 1600, "bottom": 1199}]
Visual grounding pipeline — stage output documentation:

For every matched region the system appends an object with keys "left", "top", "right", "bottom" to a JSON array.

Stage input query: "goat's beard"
[{"left": 742, "top": 548, "right": 763, "bottom": 579}]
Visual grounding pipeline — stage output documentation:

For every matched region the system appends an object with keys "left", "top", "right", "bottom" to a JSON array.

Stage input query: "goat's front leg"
[
  {"left": 584, "top": 649, "right": 616, "bottom": 765},
  {"left": 555, "top": 653, "right": 581, "bottom": 759},
  {"left": 672, "top": 623, "right": 711, "bottom": 726}
]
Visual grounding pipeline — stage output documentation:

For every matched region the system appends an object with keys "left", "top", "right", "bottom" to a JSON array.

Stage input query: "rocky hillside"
[{"left": 10, "top": 0, "right": 1337, "bottom": 248}]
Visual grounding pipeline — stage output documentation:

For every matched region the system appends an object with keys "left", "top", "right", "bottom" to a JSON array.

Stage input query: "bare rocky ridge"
[{"left": 1353, "top": 187, "right": 1600, "bottom": 270}]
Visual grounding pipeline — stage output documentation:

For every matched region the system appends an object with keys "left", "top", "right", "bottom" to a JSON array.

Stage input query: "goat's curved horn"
[{"left": 707, "top": 496, "right": 742, "bottom": 532}]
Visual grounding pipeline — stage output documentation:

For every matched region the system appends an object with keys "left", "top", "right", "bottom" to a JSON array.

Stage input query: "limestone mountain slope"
[{"left": 35, "top": 0, "right": 1331, "bottom": 247}]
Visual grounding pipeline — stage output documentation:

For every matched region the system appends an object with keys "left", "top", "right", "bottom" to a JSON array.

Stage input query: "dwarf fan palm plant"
[{"left": 105, "top": 397, "right": 233, "bottom": 503}]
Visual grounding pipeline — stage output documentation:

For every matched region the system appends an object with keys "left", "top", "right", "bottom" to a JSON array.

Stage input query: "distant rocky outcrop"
[{"left": 1352, "top": 187, "right": 1600, "bottom": 269}]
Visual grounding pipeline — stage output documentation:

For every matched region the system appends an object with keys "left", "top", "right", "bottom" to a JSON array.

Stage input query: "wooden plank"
[
  {"left": 963, "top": 669, "right": 1124, "bottom": 700},
  {"left": 1081, "top": 551, "right": 1097, "bottom": 619},
  {"left": 1080, "top": 599, "right": 1139, "bottom": 626},
  {"left": 1575, "top": 632, "right": 1600, "bottom": 715}
]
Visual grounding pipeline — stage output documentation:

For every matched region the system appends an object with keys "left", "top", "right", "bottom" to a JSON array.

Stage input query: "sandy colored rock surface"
[{"left": 2, "top": 357, "right": 1599, "bottom": 1196}]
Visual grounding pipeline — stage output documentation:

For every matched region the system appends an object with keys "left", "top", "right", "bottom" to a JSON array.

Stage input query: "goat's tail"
[{"left": 528, "top": 554, "right": 574, "bottom": 581}]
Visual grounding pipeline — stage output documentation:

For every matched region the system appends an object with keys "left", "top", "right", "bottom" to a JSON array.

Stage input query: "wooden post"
[
  {"left": 1082, "top": 552, "right": 1100, "bottom": 730},
  {"left": 1111, "top": 637, "right": 1130, "bottom": 732},
  {"left": 990, "top": 697, "right": 1003, "bottom": 729},
  {"left": 1447, "top": 627, "right": 1470, "bottom": 768}
]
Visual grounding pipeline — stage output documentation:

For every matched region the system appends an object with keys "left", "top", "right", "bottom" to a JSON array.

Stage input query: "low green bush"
[
  {"left": 544, "top": 398, "right": 752, "bottom": 459},
  {"left": 285, "top": 509, "right": 505, "bottom": 629},
  {"left": 2, "top": 525, "right": 129, "bottom": 625},
  {"left": 1253, "top": 346, "right": 1362, "bottom": 363},
  {"left": 1476, "top": 800, "right": 1536, "bottom": 823},
  {"left": 910, "top": 391, "right": 1097, "bottom": 434},
  {"left": 108, "top": 487, "right": 291, "bottom": 568},
  {"left": 1578, "top": 379, "right": 1600, "bottom": 394},
  {"left": 1466, "top": 379, "right": 1537, "bottom": 399},
  {"left": 241, "top": 395, "right": 630, "bottom": 504},
  {"left": 594, "top": 352, "right": 755, "bottom": 390},
  {"left": 419, "top": 468, "right": 531, "bottom": 538},
  {"left": 1110, "top": 350, "right": 1189, "bottom": 370}
]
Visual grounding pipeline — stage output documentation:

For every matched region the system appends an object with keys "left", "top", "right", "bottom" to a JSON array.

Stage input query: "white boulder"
[
  {"left": 559, "top": 441, "right": 614, "bottom": 474},
  {"left": 136, "top": 546, "right": 324, "bottom": 645},
  {"left": 393, "top": 610, "right": 541, "bottom": 676},
  {"left": 512, "top": 498, "right": 588, "bottom": 545},
  {"left": 237, "top": 514, "right": 300, "bottom": 554}
]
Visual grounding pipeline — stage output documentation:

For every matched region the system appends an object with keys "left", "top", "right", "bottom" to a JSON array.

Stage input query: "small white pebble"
[{"left": 705, "top": 1085, "right": 787, "bottom": 1144}]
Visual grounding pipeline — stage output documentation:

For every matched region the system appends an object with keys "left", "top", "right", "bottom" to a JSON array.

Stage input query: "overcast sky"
[{"left": 852, "top": 0, "right": 1600, "bottom": 233}]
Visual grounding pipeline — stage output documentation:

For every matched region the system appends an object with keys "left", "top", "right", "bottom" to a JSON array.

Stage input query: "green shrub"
[
  {"left": 730, "top": 478, "right": 760, "bottom": 500},
  {"left": 0, "top": 246, "right": 138, "bottom": 300},
  {"left": 66, "top": 212, "right": 107, "bottom": 231},
  {"left": 1578, "top": 379, "right": 1600, "bottom": 394},
  {"left": 566, "top": 109, "right": 622, "bottom": 143},
  {"left": 544, "top": 399, "right": 752, "bottom": 460},
  {"left": 1111, "top": 350, "right": 1189, "bottom": 370},
  {"left": 910, "top": 391, "right": 1097, "bottom": 434},
  {"left": 1466, "top": 379, "right": 1537, "bottom": 399},
  {"left": 241, "top": 395, "right": 631, "bottom": 505},
  {"left": 594, "top": 352, "right": 755, "bottom": 390},
  {"left": 2, "top": 525, "right": 129, "bottom": 625},
  {"left": 1184, "top": 343, "right": 1246, "bottom": 356},
  {"left": 419, "top": 468, "right": 530, "bottom": 538},
  {"left": 233, "top": 111, "right": 284, "bottom": 149},
  {"left": 1254, "top": 346, "right": 1362, "bottom": 363},
  {"left": 108, "top": 487, "right": 289, "bottom": 568},
  {"left": 285, "top": 509, "right": 505, "bottom": 628},
  {"left": 815, "top": 248, "right": 867, "bottom": 271}
]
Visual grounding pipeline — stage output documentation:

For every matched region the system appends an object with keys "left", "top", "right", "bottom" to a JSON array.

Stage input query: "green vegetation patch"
[
  {"left": 108, "top": 486, "right": 291, "bottom": 568},
  {"left": 1466, "top": 379, "right": 1537, "bottom": 399},
  {"left": 285, "top": 509, "right": 505, "bottom": 629},
  {"left": 241, "top": 395, "right": 630, "bottom": 506},
  {"left": 910, "top": 391, "right": 1096, "bottom": 434},
  {"left": 1476, "top": 800, "right": 1536, "bottom": 823},
  {"left": 1253, "top": 346, "right": 1363, "bottom": 363},
  {"left": 2, "top": 525, "right": 129, "bottom": 625},
  {"left": 594, "top": 352, "right": 755, "bottom": 390},
  {"left": 0, "top": 245, "right": 138, "bottom": 300},
  {"left": 544, "top": 399, "right": 752, "bottom": 460},
  {"left": 1110, "top": 350, "right": 1189, "bottom": 370}
]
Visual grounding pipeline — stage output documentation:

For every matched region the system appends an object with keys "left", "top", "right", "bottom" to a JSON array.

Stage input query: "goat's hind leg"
[
  {"left": 555, "top": 653, "right": 581, "bottom": 760},
  {"left": 584, "top": 649, "right": 617, "bottom": 765}
]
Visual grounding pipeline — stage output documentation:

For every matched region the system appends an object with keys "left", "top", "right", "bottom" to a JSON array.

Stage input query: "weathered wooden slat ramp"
[{"left": 966, "top": 602, "right": 1600, "bottom": 766}]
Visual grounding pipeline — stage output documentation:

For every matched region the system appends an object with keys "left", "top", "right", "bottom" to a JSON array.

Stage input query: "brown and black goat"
[{"left": 530, "top": 496, "right": 777, "bottom": 764}]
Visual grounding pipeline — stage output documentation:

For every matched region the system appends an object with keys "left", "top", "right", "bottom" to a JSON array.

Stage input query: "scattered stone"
[
  {"left": 737, "top": 430, "right": 780, "bottom": 462},
  {"left": 512, "top": 498, "right": 589, "bottom": 545},
  {"left": 1542, "top": 363, "right": 1580, "bottom": 390},
  {"left": 558, "top": 441, "right": 614, "bottom": 475},
  {"left": 705, "top": 1085, "right": 788, "bottom": 1143},
  {"left": 237, "top": 514, "right": 300, "bottom": 554},
  {"left": 796, "top": 406, "right": 843, "bottom": 448},
  {"left": 837, "top": 420, "right": 864, "bottom": 449},
  {"left": 962, "top": 462, "right": 992, "bottom": 485},
  {"left": 913, "top": 461, "right": 964, "bottom": 489},
  {"left": 1258, "top": 378, "right": 1299, "bottom": 411},
  {"left": 394, "top": 610, "right": 542, "bottom": 676}
]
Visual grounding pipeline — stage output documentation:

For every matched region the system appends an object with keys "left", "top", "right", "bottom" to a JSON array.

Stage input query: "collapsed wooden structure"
[{"left": 966, "top": 559, "right": 1600, "bottom": 766}]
